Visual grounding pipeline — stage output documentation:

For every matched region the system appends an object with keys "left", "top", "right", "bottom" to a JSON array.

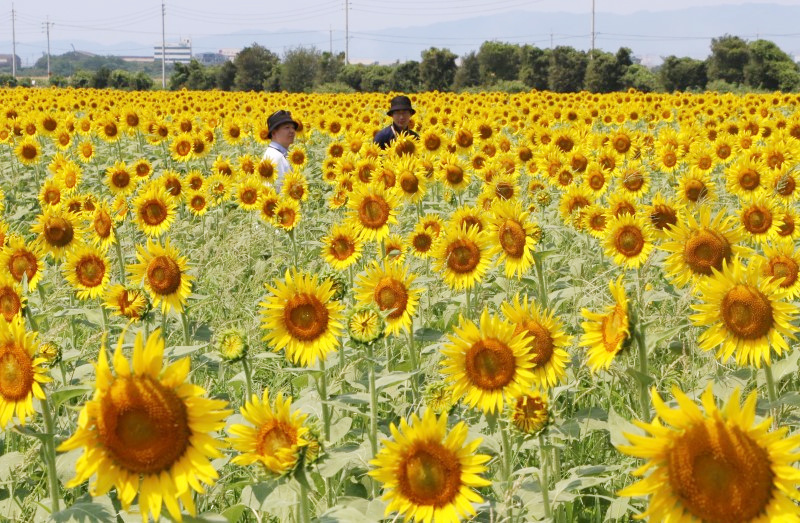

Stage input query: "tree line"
[{"left": 2, "top": 35, "right": 798, "bottom": 93}]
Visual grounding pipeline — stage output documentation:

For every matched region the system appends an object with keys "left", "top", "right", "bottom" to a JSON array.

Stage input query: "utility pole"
[
  {"left": 329, "top": 26, "right": 332, "bottom": 54},
  {"left": 590, "top": 0, "right": 595, "bottom": 56},
  {"left": 345, "top": 0, "right": 349, "bottom": 64},
  {"left": 11, "top": 4, "right": 16, "bottom": 78},
  {"left": 42, "top": 17, "right": 53, "bottom": 78},
  {"left": 161, "top": 1, "right": 167, "bottom": 89}
]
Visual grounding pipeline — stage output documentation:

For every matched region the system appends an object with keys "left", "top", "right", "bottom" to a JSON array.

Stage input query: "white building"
[{"left": 154, "top": 39, "right": 192, "bottom": 64}]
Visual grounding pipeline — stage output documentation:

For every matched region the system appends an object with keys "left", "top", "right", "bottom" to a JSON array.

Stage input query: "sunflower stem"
[
  {"left": 406, "top": 323, "right": 419, "bottom": 403},
  {"left": 535, "top": 253, "right": 548, "bottom": 309},
  {"left": 181, "top": 309, "right": 191, "bottom": 346},
  {"left": 113, "top": 236, "right": 127, "bottom": 284},
  {"left": 39, "top": 396, "right": 61, "bottom": 514},
  {"left": 635, "top": 268, "right": 650, "bottom": 420},
  {"left": 289, "top": 228, "right": 298, "bottom": 269},
  {"left": 764, "top": 364, "right": 779, "bottom": 424},
  {"left": 499, "top": 418, "right": 514, "bottom": 487},
  {"left": 100, "top": 304, "right": 108, "bottom": 335},
  {"left": 366, "top": 342, "right": 379, "bottom": 496},
  {"left": 538, "top": 432, "right": 552, "bottom": 520},
  {"left": 298, "top": 480, "right": 311, "bottom": 523},
  {"left": 318, "top": 358, "right": 331, "bottom": 443},
  {"left": 241, "top": 355, "right": 253, "bottom": 401}
]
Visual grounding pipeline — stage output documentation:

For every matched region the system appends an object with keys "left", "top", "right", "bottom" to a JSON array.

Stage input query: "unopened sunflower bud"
[
  {"left": 217, "top": 328, "right": 248, "bottom": 362},
  {"left": 347, "top": 304, "right": 385, "bottom": 345}
]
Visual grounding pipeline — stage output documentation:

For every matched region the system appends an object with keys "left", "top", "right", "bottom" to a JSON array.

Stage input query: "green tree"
[
  {"left": 217, "top": 61, "right": 236, "bottom": 91},
  {"left": 707, "top": 35, "right": 749, "bottom": 84},
  {"left": 170, "top": 60, "right": 215, "bottom": 90},
  {"left": 389, "top": 61, "right": 421, "bottom": 92},
  {"left": 338, "top": 64, "right": 366, "bottom": 91},
  {"left": 420, "top": 47, "right": 457, "bottom": 91},
  {"left": 583, "top": 47, "right": 633, "bottom": 93},
  {"left": 659, "top": 56, "right": 707, "bottom": 91},
  {"left": 518, "top": 45, "right": 550, "bottom": 90},
  {"left": 453, "top": 52, "right": 480, "bottom": 90},
  {"left": 70, "top": 70, "right": 93, "bottom": 88},
  {"left": 281, "top": 46, "right": 321, "bottom": 92},
  {"left": 132, "top": 71, "right": 154, "bottom": 91},
  {"left": 109, "top": 70, "right": 134, "bottom": 89},
  {"left": 548, "top": 46, "right": 587, "bottom": 92},
  {"left": 477, "top": 41, "right": 521, "bottom": 84},
  {"left": 745, "top": 39, "right": 800, "bottom": 91},
  {"left": 91, "top": 66, "right": 111, "bottom": 89},
  {"left": 234, "top": 43, "right": 280, "bottom": 91},
  {"left": 620, "top": 64, "right": 660, "bottom": 92},
  {"left": 317, "top": 52, "right": 345, "bottom": 85},
  {"left": 361, "top": 64, "right": 393, "bottom": 92}
]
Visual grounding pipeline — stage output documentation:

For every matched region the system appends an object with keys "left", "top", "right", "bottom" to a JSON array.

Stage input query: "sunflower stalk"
[
  {"left": 366, "top": 342, "right": 379, "bottom": 496},
  {"left": 764, "top": 364, "right": 779, "bottom": 425},
  {"left": 534, "top": 252, "right": 548, "bottom": 309},
  {"left": 317, "top": 358, "right": 331, "bottom": 443},
  {"left": 113, "top": 236, "right": 126, "bottom": 283},
  {"left": 635, "top": 267, "right": 650, "bottom": 420},
  {"left": 181, "top": 309, "right": 191, "bottom": 346},
  {"left": 538, "top": 432, "right": 553, "bottom": 520},
  {"left": 39, "top": 396, "right": 61, "bottom": 514}
]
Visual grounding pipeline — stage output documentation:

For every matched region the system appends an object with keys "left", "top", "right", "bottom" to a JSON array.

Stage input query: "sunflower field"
[{"left": 2, "top": 87, "right": 800, "bottom": 522}]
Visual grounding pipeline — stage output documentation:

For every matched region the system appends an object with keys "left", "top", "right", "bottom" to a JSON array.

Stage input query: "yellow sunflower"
[
  {"left": 579, "top": 276, "right": 630, "bottom": 373},
  {"left": 30, "top": 207, "right": 83, "bottom": 261},
  {"left": 260, "top": 270, "right": 345, "bottom": 366},
  {"left": 760, "top": 239, "right": 800, "bottom": 299},
  {"left": 676, "top": 169, "right": 716, "bottom": 209},
  {"left": 58, "top": 330, "right": 231, "bottom": 523},
  {"left": 392, "top": 156, "right": 428, "bottom": 204},
  {"left": 354, "top": 261, "right": 421, "bottom": 336},
  {"left": 105, "top": 160, "right": 137, "bottom": 196},
  {"left": 63, "top": 244, "right": 111, "bottom": 300},
  {"left": 368, "top": 409, "right": 491, "bottom": 523},
  {"left": 0, "top": 276, "right": 24, "bottom": 322},
  {"left": 488, "top": 199, "right": 537, "bottom": 278},
  {"left": 407, "top": 225, "right": 436, "bottom": 259},
  {"left": 660, "top": 207, "right": 748, "bottom": 289},
  {"left": 440, "top": 309, "right": 535, "bottom": 413},
  {"left": 0, "top": 317, "right": 51, "bottom": 427},
  {"left": 234, "top": 176, "right": 264, "bottom": 212},
  {"left": 603, "top": 213, "right": 655, "bottom": 269},
  {"left": 618, "top": 384, "right": 800, "bottom": 522},
  {"left": 103, "top": 283, "right": 149, "bottom": 321},
  {"left": 281, "top": 170, "right": 309, "bottom": 202},
  {"left": 436, "top": 152, "right": 471, "bottom": 193},
  {"left": 642, "top": 192, "right": 679, "bottom": 239},
  {"left": 725, "top": 156, "right": 766, "bottom": 197},
  {"left": 346, "top": 182, "right": 401, "bottom": 243},
  {"left": 169, "top": 133, "right": 194, "bottom": 162},
  {"left": 14, "top": 137, "right": 41, "bottom": 166},
  {"left": 227, "top": 390, "right": 311, "bottom": 476},
  {"left": 133, "top": 184, "right": 177, "bottom": 238},
  {"left": 38, "top": 179, "right": 63, "bottom": 209},
  {"left": 0, "top": 235, "right": 44, "bottom": 291},
  {"left": 90, "top": 201, "right": 116, "bottom": 252},
  {"left": 273, "top": 197, "right": 301, "bottom": 231},
  {"left": 690, "top": 258, "right": 797, "bottom": 367},
  {"left": 738, "top": 194, "right": 783, "bottom": 245},
  {"left": 511, "top": 390, "right": 550, "bottom": 435},
  {"left": 321, "top": 222, "right": 363, "bottom": 270},
  {"left": 128, "top": 239, "right": 193, "bottom": 314},
  {"left": 432, "top": 224, "right": 493, "bottom": 291},
  {"left": 501, "top": 294, "right": 571, "bottom": 388}
]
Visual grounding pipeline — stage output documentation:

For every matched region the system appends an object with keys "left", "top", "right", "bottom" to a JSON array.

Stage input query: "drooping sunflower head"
[
  {"left": 103, "top": 283, "right": 150, "bottom": 322},
  {"left": 579, "top": 276, "right": 631, "bottom": 373}
]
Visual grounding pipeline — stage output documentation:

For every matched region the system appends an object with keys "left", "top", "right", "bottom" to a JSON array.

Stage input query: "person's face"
[
  {"left": 391, "top": 109, "right": 412, "bottom": 130},
  {"left": 271, "top": 122, "right": 296, "bottom": 147}
]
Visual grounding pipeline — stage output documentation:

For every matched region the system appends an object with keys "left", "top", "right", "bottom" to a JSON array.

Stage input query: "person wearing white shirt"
[{"left": 262, "top": 110, "right": 299, "bottom": 194}]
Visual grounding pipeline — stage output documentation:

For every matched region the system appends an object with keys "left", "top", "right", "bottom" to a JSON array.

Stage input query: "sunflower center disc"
[
  {"left": 147, "top": 255, "right": 182, "bottom": 295},
  {"left": 400, "top": 174, "right": 419, "bottom": 194},
  {"left": 374, "top": 278, "right": 408, "bottom": 320},
  {"left": 684, "top": 229, "right": 732, "bottom": 276},
  {"left": 601, "top": 305, "right": 627, "bottom": 353},
  {"left": 256, "top": 421, "right": 296, "bottom": 458},
  {"left": 22, "top": 144, "right": 37, "bottom": 160},
  {"left": 0, "top": 290, "right": 20, "bottom": 320},
  {"left": 517, "top": 320, "right": 554, "bottom": 366},
  {"left": 667, "top": 420, "right": 773, "bottom": 523},
  {"left": 142, "top": 201, "right": 167, "bottom": 225},
  {"left": 76, "top": 256, "right": 105, "bottom": 288},
  {"left": 359, "top": 197, "right": 390, "bottom": 229},
  {"left": 9, "top": 252, "right": 37, "bottom": 283},
  {"left": 465, "top": 339, "right": 516, "bottom": 390},
  {"left": 399, "top": 442, "right": 462, "bottom": 507},
  {"left": 447, "top": 240, "right": 481, "bottom": 274},
  {"left": 94, "top": 213, "right": 112, "bottom": 238},
  {"left": 743, "top": 208, "right": 771, "bottom": 234},
  {"left": 446, "top": 165, "right": 463, "bottom": 185},
  {"left": 650, "top": 205, "right": 677, "bottom": 231},
  {"left": 721, "top": 285, "right": 774, "bottom": 340},
  {"left": 112, "top": 171, "right": 130, "bottom": 189},
  {"left": 739, "top": 169, "right": 760, "bottom": 190},
  {"left": 284, "top": 294, "right": 329, "bottom": 341},
  {"left": 98, "top": 376, "right": 190, "bottom": 475},
  {"left": 44, "top": 218, "right": 74, "bottom": 247},
  {"left": 685, "top": 180, "right": 708, "bottom": 202},
  {"left": 616, "top": 226, "right": 644, "bottom": 257},
  {"left": 413, "top": 233, "right": 432, "bottom": 252},
  {"left": 499, "top": 220, "right": 526, "bottom": 258},
  {"left": 331, "top": 238, "right": 354, "bottom": 260},
  {"left": 770, "top": 257, "right": 798, "bottom": 288},
  {"left": 0, "top": 346, "right": 33, "bottom": 401}
]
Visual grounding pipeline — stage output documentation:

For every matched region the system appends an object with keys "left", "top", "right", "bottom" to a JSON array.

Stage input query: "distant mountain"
[{"left": 3, "top": 3, "right": 799, "bottom": 67}]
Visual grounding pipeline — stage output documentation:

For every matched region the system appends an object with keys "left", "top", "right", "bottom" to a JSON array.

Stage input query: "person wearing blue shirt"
[{"left": 373, "top": 95, "right": 419, "bottom": 150}]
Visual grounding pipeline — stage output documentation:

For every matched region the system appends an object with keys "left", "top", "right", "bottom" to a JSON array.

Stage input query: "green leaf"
[
  {"left": 240, "top": 481, "right": 297, "bottom": 514},
  {"left": 607, "top": 407, "right": 644, "bottom": 448},
  {"left": 220, "top": 505, "right": 248, "bottom": 523},
  {"left": 50, "top": 502, "right": 116, "bottom": 523},
  {"left": 413, "top": 327, "right": 443, "bottom": 341},
  {"left": 626, "top": 366, "right": 654, "bottom": 387},
  {"left": 328, "top": 416, "right": 353, "bottom": 445},
  {"left": 374, "top": 371, "right": 416, "bottom": 390},
  {"left": 770, "top": 350, "right": 800, "bottom": 383},
  {"left": 49, "top": 386, "right": 92, "bottom": 409}
]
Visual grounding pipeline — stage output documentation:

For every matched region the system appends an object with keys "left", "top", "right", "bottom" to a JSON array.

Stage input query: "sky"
[{"left": 1, "top": 0, "right": 798, "bottom": 63}]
